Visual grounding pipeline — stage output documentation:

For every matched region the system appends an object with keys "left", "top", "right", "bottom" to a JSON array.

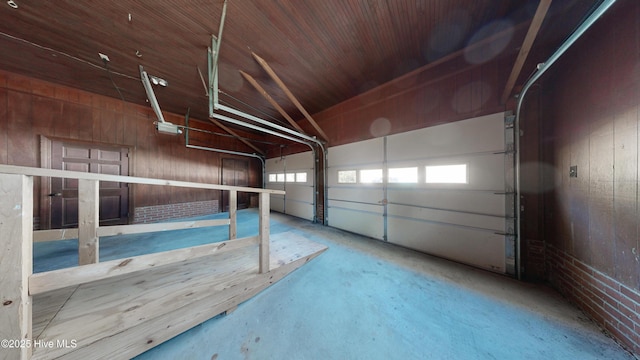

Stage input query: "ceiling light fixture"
[
  {"left": 98, "top": 52, "right": 110, "bottom": 63},
  {"left": 148, "top": 74, "right": 167, "bottom": 87},
  {"left": 7, "top": 0, "right": 18, "bottom": 9}
]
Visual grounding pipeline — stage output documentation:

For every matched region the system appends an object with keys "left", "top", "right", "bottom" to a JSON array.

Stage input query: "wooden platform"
[{"left": 30, "top": 232, "right": 327, "bottom": 360}]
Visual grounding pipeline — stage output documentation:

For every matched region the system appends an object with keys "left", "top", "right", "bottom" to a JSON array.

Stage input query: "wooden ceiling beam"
[
  {"left": 239, "top": 70, "right": 307, "bottom": 134},
  {"left": 251, "top": 52, "right": 330, "bottom": 143},
  {"left": 208, "top": 118, "right": 265, "bottom": 155},
  {"left": 501, "top": 0, "right": 552, "bottom": 104}
]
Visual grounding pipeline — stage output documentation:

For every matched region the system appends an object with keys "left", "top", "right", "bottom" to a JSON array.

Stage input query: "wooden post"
[
  {"left": 229, "top": 190, "right": 237, "bottom": 240},
  {"left": 258, "top": 192, "right": 270, "bottom": 273},
  {"left": 0, "top": 174, "right": 33, "bottom": 360},
  {"left": 78, "top": 179, "right": 99, "bottom": 265}
]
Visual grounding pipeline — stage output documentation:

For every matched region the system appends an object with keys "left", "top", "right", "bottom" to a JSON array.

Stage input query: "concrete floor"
[{"left": 34, "top": 210, "right": 635, "bottom": 360}]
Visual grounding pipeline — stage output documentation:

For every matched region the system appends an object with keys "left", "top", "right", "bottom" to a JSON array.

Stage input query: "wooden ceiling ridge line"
[
  {"left": 501, "top": 0, "right": 552, "bottom": 104},
  {"left": 251, "top": 52, "right": 330, "bottom": 143},
  {"left": 238, "top": 70, "right": 307, "bottom": 134}
]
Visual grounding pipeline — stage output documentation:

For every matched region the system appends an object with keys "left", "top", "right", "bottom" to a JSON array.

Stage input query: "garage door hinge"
[
  {"left": 504, "top": 114, "right": 515, "bottom": 126},
  {"left": 493, "top": 148, "right": 515, "bottom": 155},
  {"left": 494, "top": 231, "right": 515, "bottom": 237}
]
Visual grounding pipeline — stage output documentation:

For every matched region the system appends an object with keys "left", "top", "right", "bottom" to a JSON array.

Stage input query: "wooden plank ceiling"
[{"left": 0, "top": 0, "right": 594, "bottom": 143}]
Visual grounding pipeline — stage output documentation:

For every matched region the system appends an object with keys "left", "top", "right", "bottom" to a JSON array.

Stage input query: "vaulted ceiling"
[{"left": 0, "top": 0, "right": 597, "bottom": 141}]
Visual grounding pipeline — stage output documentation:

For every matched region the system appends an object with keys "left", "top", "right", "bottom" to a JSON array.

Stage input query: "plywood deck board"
[
  {"left": 33, "top": 250, "right": 253, "bottom": 359},
  {"left": 32, "top": 287, "right": 76, "bottom": 339},
  {"left": 31, "top": 232, "right": 327, "bottom": 360},
  {"left": 29, "top": 236, "right": 259, "bottom": 295},
  {"left": 270, "top": 232, "right": 328, "bottom": 267},
  {"left": 53, "top": 246, "right": 326, "bottom": 360}
]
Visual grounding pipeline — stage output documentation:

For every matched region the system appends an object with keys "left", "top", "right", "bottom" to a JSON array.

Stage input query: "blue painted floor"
[{"left": 34, "top": 210, "right": 634, "bottom": 359}]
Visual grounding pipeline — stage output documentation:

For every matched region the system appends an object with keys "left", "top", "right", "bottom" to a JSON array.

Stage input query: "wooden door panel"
[
  {"left": 98, "top": 163, "right": 122, "bottom": 189},
  {"left": 64, "top": 146, "right": 90, "bottom": 159},
  {"left": 62, "top": 198, "right": 78, "bottom": 228},
  {"left": 63, "top": 162, "right": 87, "bottom": 190},
  {"left": 97, "top": 149, "right": 121, "bottom": 161},
  {"left": 50, "top": 140, "right": 129, "bottom": 228},
  {"left": 100, "top": 195, "right": 122, "bottom": 222}
]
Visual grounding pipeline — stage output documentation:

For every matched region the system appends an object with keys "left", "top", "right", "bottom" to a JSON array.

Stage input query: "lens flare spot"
[{"left": 370, "top": 117, "right": 391, "bottom": 137}]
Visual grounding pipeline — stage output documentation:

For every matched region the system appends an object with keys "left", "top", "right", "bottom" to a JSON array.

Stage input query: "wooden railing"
[{"left": 0, "top": 164, "right": 284, "bottom": 360}]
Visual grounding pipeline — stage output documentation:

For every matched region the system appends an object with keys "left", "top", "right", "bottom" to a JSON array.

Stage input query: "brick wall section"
[
  {"left": 133, "top": 200, "right": 219, "bottom": 224},
  {"left": 547, "top": 245, "right": 640, "bottom": 355},
  {"left": 316, "top": 203, "right": 324, "bottom": 224},
  {"left": 524, "top": 238, "right": 545, "bottom": 280}
]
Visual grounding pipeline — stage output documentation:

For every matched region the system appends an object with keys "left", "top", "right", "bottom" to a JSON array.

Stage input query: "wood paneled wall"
[
  {"left": 519, "top": 86, "right": 546, "bottom": 281},
  {"left": 540, "top": 0, "right": 639, "bottom": 294},
  {"left": 0, "top": 70, "right": 263, "bottom": 222},
  {"left": 526, "top": 0, "right": 640, "bottom": 353}
]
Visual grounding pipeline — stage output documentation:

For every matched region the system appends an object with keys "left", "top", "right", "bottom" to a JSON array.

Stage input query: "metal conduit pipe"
[
  {"left": 214, "top": 106, "right": 328, "bottom": 223},
  {"left": 311, "top": 146, "right": 318, "bottom": 223},
  {"left": 211, "top": 113, "right": 314, "bottom": 150},
  {"left": 184, "top": 117, "right": 267, "bottom": 188},
  {"left": 216, "top": 103, "right": 323, "bottom": 146},
  {"left": 184, "top": 125, "right": 282, "bottom": 145},
  {"left": 207, "top": 1, "right": 327, "bottom": 224},
  {"left": 514, "top": 0, "right": 617, "bottom": 280},
  {"left": 211, "top": 112, "right": 325, "bottom": 223},
  {"left": 206, "top": 0, "right": 326, "bottom": 221},
  {"left": 323, "top": 146, "right": 328, "bottom": 225},
  {"left": 185, "top": 145, "right": 265, "bottom": 187}
]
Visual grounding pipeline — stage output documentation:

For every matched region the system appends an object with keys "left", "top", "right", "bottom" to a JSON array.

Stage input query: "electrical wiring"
[
  {"left": 0, "top": 31, "right": 138, "bottom": 81},
  {"left": 103, "top": 61, "right": 126, "bottom": 102}
]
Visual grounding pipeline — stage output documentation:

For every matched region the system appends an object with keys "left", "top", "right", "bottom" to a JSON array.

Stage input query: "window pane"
[
  {"left": 268, "top": 174, "right": 277, "bottom": 182},
  {"left": 276, "top": 173, "right": 285, "bottom": 182},
  {"left": 425, "top": 164, "right": 467, "bottom": 184},
  {"left": 286, "top": 173, "right": 295, "bottom": 182},
  {"left": 389, "top": 167, "right": 418, "bottom": 183},
  {"left": 296, "top": 172, "right": 307, "bottom": 182},
  {"left": 338, "top": 170, "right": 356, "bottom": 184},
  {"left": 360, "top": 169, "right": 383, "bottom": 183}
]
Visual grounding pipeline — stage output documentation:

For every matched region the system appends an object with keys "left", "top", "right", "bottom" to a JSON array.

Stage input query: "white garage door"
[
  {"left": 327, "top": 112, "right": 516, "bottom": 275},
  {"left": 327, "top": 138, "right": 385, "bottom": 240},
  {"left": 266, "top": 151, "right": 315, "bottom": 221}
]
